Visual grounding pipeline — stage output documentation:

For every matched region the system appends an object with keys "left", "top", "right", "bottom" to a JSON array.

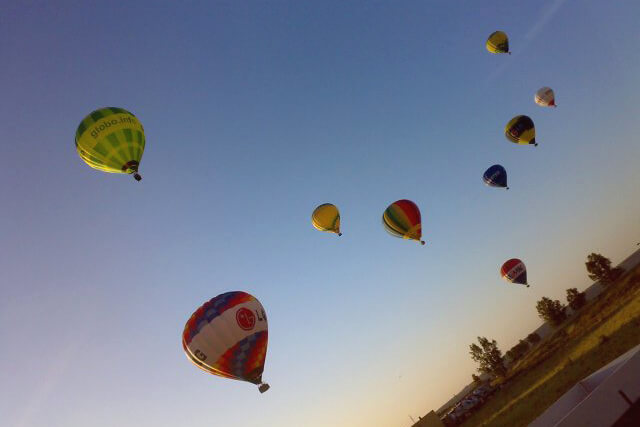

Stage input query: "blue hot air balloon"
[{"left": 483, "top": 165, "right": 508, "bottom": 190}]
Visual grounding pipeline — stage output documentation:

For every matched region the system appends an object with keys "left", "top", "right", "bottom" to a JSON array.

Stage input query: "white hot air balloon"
[{"left": 535, "top": 87, "right": 556, "bottom": 107}]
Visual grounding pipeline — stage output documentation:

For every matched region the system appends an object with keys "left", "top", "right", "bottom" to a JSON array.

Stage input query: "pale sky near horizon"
[{"left": 1, "top": 1, "right": 640, "bottom": 426}]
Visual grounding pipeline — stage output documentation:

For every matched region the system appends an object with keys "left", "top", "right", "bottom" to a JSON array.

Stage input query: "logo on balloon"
[
  {"left": 236, "top": 308, "right": 256, "bottom": 330},
  {"left": 507, "top": 263, "right": 525, "bottom": 279}
]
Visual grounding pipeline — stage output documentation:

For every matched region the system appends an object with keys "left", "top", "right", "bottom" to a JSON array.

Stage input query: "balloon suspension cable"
[{"left": 133, "top": 173, "right": 142, "bottom": 181}]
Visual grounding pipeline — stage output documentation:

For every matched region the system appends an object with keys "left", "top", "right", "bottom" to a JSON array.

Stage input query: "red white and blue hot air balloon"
[
  {"left": 500, "top": 259, "right": 529, "bottom": 287},
  {"left": 182, "top": 291, "right": 270, "bottom": 392}
]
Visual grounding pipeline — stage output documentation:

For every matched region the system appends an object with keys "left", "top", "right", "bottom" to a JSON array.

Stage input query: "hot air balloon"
[
  {"left": 535, "top": 87, "right": 556, "bottom": 107},
  {"left": 486, "top": 31, "right": 510, "bottom": 54},
  {"left": 182, "top": 291, "right": 270, "bottom": 393},
  {"left": 505, "top": 115, "right": 537, "bottom": 146},
  {"left": 75, "top": 107, "right": 145, "bottom": 181},
  {"left": 501, "top": 259, "right": 529, "bottom": 287},
  {"left": 312, "top": 203, "right": 342, "bottom": 236},
  {"left": 483, "top": 165, "right": 509, "bottom": 189},
  {"left": 382, "top": 199, "right": 425, "bottom": 245}
]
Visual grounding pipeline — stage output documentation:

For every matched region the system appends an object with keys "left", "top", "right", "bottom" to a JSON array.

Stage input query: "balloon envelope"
[
  {"left": 312, "top": 203, "right": 341, "bottom": 236},
  {"left": 486, "top": 31, "right": 510, "bottom": 54},
  {"left": 182, "top": 291, "right": 269, "bottom": 392},
  {"left": 483, "top": 165, "right": 508, "bottom": 189},
  {"left": 382, "top": 199, "right": 425, "bottom": 245},
  {"left": 75, "top": 107, "right": 145, "bottom": 180},
  {"left": 535, "top": 87, "right": 556, "bottom": 107},
  {"left": 505, "top": 115, "right": 536, "bottom": 146},
  {"left": 501, "top": 258, "right": 528, "bottom": 286}
]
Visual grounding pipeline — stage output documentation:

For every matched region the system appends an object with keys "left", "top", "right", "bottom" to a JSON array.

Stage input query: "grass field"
[{"left": 459, "top": 264, "right": 640, "bottom": 427}]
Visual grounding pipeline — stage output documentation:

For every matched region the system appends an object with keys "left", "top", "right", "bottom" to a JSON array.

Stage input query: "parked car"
[{"left": 472, "top": 384, "right": 496, "bottom": 400}]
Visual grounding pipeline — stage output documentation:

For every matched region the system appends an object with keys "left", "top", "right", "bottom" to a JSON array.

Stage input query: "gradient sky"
[{"left": 2, "top": 1, "right": 640, "bottom": 426}]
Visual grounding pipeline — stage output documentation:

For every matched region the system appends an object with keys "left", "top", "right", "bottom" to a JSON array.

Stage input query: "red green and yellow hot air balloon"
[
  {"left": 75, "top": 107, "right": 145, "bottom": 181},
  {"left": 382, "top": 199, "right": 425, "bottom": 245},
  {"left": 311, "top": 203, "right": 342, "bottom": 236}
]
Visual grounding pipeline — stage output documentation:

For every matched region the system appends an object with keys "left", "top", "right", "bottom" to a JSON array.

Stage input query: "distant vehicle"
[{"left": 472, "top": 384, "right": 496, "bottom": 401}]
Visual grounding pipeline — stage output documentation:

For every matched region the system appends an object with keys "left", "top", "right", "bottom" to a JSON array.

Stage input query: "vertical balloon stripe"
[{"left": 397, "top": 200, "right": 421, "bottom": 225}]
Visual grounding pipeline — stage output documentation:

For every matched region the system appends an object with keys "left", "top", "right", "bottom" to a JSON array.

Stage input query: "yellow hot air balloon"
[
  {"left": 75, "top": 107, "right": 146, "bottom": 181},
  {"left": 535, "top": 87, "right": 556, "bottom": 107},
  {"left": 486, "top": 31, "right": 510, "bottom": 54},
  {"left": 505, "top": 115, "right": 537, "bottom": 146},
  {"left": 312, "top": 203, "right": 342, "bottom": 236}
]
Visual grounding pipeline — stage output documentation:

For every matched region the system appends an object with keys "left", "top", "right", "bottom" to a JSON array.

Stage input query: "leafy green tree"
[
  {"left": 566, "top": 287, "right": 586, "bottom": 310},
  {"left": 472, "top": 373, "right": 481, "bottom": 384},
  {"left": 536, "top": 297, "right": 567, "bottom": 326},
  {"left": 585, "top": 253, "right": 624, "bottom": 285},
  {"left": 526, "top": 332, "right": 541, "bottom": 344},
  {"left": 469, "top": 337, "right": 507, "bottom": 377}
]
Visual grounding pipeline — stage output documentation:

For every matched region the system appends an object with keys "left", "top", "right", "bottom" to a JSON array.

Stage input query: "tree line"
[{"left": 469, "top": 253, "right": 624, "bottom": 380}]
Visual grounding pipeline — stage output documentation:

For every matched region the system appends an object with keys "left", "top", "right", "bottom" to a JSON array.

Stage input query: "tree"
[
  {"left": 506, "top": 340, "right": 530, "bottom": 363},
  {"left": 585, "top": 253, "right": 624, "bottom": 285},
  {"left": 472, "top": 373, "right": 481, "bottom": 384},
  {"left": 526, "top": 332, "right": 541, "bottom": 345},
  {"left": 536, "top": 297, "right": 567, "bottom": 326},
  {"left": 469, "top": 337, "right": 507, "bottom": 377},
  {"left": 566, "top": 287, "right": 586, "bottom": 311}
]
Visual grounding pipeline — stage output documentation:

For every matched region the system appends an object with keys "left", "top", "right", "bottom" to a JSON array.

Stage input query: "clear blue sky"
[{"left": 1, "top": 1, "right": 640, "bottom": 426}]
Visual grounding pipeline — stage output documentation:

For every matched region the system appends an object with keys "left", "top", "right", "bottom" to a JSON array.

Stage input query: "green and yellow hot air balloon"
[
  {"left": 75, "top": 107, "right": 146, "bottom": 181},
  {"left": 486, "top": 31, "right": 510, "bottom": 54},
  {"left": 312, "top": 203, "right": 342, "bottom": 236},
  {"left": 505, "top": 115, "right": 537, "bottom": 146}
]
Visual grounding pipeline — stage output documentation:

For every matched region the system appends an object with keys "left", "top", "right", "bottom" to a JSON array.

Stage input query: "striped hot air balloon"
[
  {"left": 486, "top": 31, "right": 510, "bottom": 54},
  {"left": 182, "top": 291, "right": 270, "bottom": 393},
  {"left": 505, "top": 115, "right": 537, "bottom": 146},
  {"left": 75, "top": 107, "right": 145, "bottom": 181},
  {"left": 311, "top": 203, "right": 342, "bottom": 236},
  {"left": 382, "top": 199, "right": 425, "bottom": 245},
  {"left": 501, "top": 258, "right": 529, "bottom": 287}
]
